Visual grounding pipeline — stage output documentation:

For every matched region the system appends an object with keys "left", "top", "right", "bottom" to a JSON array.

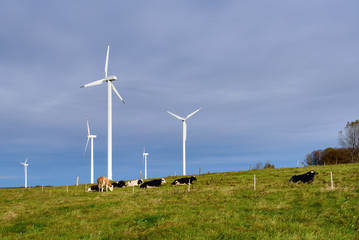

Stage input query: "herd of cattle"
[
  {"left": 90, "top": 175, "right": 198, "bottom": 192},
  {"left": 89, "top": 171, "right": 318, "bottom": 192}
]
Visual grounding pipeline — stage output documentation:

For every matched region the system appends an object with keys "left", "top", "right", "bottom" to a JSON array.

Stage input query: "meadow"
[{"left": 1, "top": 163, "right": 358, "bottom": 239}]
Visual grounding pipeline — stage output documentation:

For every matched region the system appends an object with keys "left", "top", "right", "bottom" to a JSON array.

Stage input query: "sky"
[{"left": 1, "top": 1, "right": 358, "bottom": 187}]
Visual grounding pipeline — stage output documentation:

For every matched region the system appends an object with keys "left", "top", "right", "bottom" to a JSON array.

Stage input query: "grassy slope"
[{"left": 1, "top": 164, "right": 358, "bottom": 239}]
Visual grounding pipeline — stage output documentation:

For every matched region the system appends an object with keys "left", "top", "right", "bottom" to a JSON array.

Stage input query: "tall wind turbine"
[
  {"left": 19, "top": 156, "right": 29, "bottom": 188},
  {"left": 143, "top": 147, "right": 149, "bottom": 179},
  {"left": 81, "top": 45, "right": 125, "bottom": 180},
  {"left": 167, "top": 108, "right": 201, "bottom": 176},
  {"left": 83, "top": 115, "right": 97, "bottom": 184}
]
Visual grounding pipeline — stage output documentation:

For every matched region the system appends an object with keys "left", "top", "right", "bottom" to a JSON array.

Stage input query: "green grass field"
[{"left": 1, "top": 164, "right": 358, "bottom": 239}]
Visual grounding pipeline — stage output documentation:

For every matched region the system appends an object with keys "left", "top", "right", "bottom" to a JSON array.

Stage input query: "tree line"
[{"left": 304, "top": 120, "right": 359, "bottom": 166}]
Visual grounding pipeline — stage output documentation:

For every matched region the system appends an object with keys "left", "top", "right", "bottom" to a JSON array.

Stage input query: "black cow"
[
  {"left": 87, "top": 185, "right": 99, "bottom": 192},
  {"left": 172, "top": 176, "right": 197, "bottom": 185},
  {"left": 140, "top": 178, "right": 166, "bottom": 188},
  {"left": 289, "top": 170, "right": 318, "bottom": 183},
  {"left": 112, "top": 180, "right": 126, "bottom": 188}
]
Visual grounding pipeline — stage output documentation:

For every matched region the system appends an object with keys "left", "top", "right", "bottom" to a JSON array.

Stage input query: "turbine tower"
[
  {"left": 143, "top": 147, "right": 149, "bottom": 179},
  {"left": 83, "top": 115, "right": 97, "bottom": 184},
  {"left": 167, "top": 108, "right": 201, "bottom": 176},
  {"left": 81, "top": 45, "right": 125, "bottom": 180},
  {"left": 19, "top": 156, "right": 29, "bottom": 188}
]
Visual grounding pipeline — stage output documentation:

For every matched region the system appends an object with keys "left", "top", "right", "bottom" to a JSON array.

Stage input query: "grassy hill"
[{"left": 1, "top": 163, "right": 358, "bottom": 239}]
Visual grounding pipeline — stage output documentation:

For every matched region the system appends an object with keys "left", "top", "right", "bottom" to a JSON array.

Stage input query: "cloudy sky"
[{"left": 1, "top": 1, "right": 358, "bottom": 187}]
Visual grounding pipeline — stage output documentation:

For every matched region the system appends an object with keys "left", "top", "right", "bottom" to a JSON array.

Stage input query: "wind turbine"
[
  {"left": 143, "top": 147, "right": 149, "bottom": 179},
  {"left": 83, "top": 115, "right": 97, "bottom": 184},
  {"left": 167, "top": 108, "right": 201, "bottom": 176},
  {"left": 19, "top": 156, "right": 29, "bottom": 188},
  {"left": 81, "top": 45, "right": 125, "bottom": 180}
]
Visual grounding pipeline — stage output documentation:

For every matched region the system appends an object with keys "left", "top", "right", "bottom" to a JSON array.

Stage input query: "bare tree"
[
  {"left": 254, "top": 162, "right": 263, "bottom": 170},
  {"left": 338, "top": 120, "right": 359, "bottom": 163},
  {"left": 303, "top": 150, "right": 322, "bottom": 166}
]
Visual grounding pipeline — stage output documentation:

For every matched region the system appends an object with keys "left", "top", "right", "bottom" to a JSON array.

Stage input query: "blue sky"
[{"left": 1, "top": 1, "right": 358, "bottom": 187}]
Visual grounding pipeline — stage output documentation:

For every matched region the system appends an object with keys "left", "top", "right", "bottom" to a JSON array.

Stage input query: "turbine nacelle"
[{"left": 105, "top": 75, "right": 117, "bottom": 81}]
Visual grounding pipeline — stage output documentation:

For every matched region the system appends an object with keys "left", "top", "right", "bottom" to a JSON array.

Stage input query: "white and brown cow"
[
  {"left": 97, "top": 176, "right": 114, "bottom": 192},
  {"left": 125, "top": 179, "right": 143, "bottom": 187}
]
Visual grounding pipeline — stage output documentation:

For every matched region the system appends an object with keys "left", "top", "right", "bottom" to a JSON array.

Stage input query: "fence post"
[
  {"left": 297, "top": 160, "right": 299, "bottom": 168},
  {"left": 66, "top": 185, "right": 68, "bottom": 193},
  {"left": 188, "top": 179, "right": 191, "bottom": 192},
  {"left": 77, "top": 176, "right": 79, "bottom": 187},
  {"left": 254, "top": 174, "right": 256, "bottom": 191},
  {"left": 331, "top": 171, "right": 334, "bottom": 189}
]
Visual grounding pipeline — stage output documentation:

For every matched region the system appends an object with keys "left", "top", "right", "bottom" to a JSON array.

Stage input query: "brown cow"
[{"left": 97, "top": 176, "right": 114, "bottom": 192}]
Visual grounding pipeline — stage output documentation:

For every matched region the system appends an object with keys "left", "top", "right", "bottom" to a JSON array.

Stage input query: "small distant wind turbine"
[
  {"left": 81, "top": 45, "right": 125, "bottom": 180},
  {"left": 19, "top": 156, "right": 29, "bottom": 188},
  {"left": 167, "top": 108, "right": 201, "bottom": 176},
  {"left": 143, "top": 147, "right": 149, "bottom": 179},
  {"left": 83, "top": 115, "right": 97, "bottom": 184}
]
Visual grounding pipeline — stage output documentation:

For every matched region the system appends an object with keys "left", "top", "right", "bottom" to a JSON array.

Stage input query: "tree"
[
  {"left": 338, "top": 120, "right": 359, "bottom": 163},
  {"left": 254, "top": 162, "right": 263, "bottom": 170},
  {"left": 264, "top": 161, "right": 275, "bottom": 169},
  {"left": 303, "top": 150, "right": 322, "bottom": 166}
]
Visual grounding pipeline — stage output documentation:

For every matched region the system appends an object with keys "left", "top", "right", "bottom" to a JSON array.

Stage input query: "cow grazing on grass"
[
  {"left": 140, "top": 178, "right": 166, "bottom": 188},
  {"left": 125, "top": 179, "right": 143, "bottom": 187},
  {"left": 97, "top": 176, "right": 114, "bottom": 192},
  {"left": 87, "top": 185, "right": 99, "bottom": 192},
  {"left": 112, "top": 180, "right": 126, "bottom": 188},
  {"left": 172, "top": 176, "right": 197, "bottom": 185},
  {"left": 289, "top": 170, "right": 318, "bottom": 183}
]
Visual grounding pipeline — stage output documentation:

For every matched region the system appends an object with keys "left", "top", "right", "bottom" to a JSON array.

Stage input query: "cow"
[
  {"left": 87, "top": 185, "right": 99, "bottom": 192},
  {"left": 172, "top": 176, "right": 197, "bottom": 185},
  {"left": 97, "top": 176, "right": 114, "bottom": 192},
  {"left": 289, "top": 170, "right": 318, "bottom": 184},
  {"left": 125, "top": 179, "right": 144, "bottom": 187},
  {"left": 140, "top": 178, "right": 166, "bottom": 188},
  {"left": 112, "top": 180, "right": 126, "bottom": 188}
]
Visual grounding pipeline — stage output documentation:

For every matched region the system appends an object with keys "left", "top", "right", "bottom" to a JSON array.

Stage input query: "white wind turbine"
[
  {"left": 19, "top": 156, "right": 29, "bottom": 188},
  {"left": 143, "top": 147, "right": 149, "bottom": 180},
  {"left": 167, "top": 108, "right": 201, "bottom": 176},
  {"left": 81, "top": 45, "right": 125, "bottom": 180},
  {"left": 83, "top": 115, "right": 97, "bottom": 184}
]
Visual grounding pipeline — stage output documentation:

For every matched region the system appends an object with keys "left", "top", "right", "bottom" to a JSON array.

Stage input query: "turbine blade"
[
  {"left": 86, "top": 116, "right": 90, "bottom": 135},
  {"left": 83, "top": 137, "right": 90, "bottom": 159},
  {"left": 25, "top": 155, "right": 29, "bottom": 164},
  {"left": 105, "top": 45, "right": 110, "bottom": 78},
  {"left": 110, "top": 82, "right": 125, "bottom": 104},
  {"left": 80, "top": 79, "right": 106, "bottom": 88},
  {"left": 167, "top": 111, "right": 185, "bottom": 121},
  {"left": 186, "top": 108, "right": 201, "bottom": 120},
  {"left": 20, "top": 162, "right": 25, "bottom": 166}
]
